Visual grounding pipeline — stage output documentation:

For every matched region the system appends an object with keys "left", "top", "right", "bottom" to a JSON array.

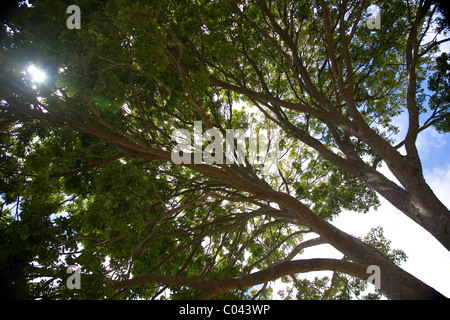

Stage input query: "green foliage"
[
  {"left": 428, "top": 52, "right": 450, "bottom": 133},
  {"left": 293, "top": 149, "right": 379, "bottom": 220},
  {"left": 363, "top": 226, "right": 408, "bottom": 265}
]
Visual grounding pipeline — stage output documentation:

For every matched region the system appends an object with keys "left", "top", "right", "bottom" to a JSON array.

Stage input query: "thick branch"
[{"left": 113, "top": 258, "right": 369, "bottom": 299}]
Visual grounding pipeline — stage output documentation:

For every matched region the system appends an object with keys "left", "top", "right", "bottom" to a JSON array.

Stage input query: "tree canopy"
[{"left": 0, "top": 0, "right": 449, "bottom": 300}]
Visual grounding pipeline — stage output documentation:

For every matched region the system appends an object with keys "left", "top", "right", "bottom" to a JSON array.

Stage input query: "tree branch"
[{"left": 113, "top": 258, "right": 369, "bottom": 299}]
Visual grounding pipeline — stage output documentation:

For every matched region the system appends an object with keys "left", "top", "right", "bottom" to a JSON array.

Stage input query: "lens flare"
[{"left": 27, "top": 64, "right": 46, "bottom": 83}]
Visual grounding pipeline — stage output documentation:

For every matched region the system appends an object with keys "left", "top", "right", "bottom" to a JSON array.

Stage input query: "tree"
[{"left": 0, "top": 0, "right": 448, "bottom": 300}]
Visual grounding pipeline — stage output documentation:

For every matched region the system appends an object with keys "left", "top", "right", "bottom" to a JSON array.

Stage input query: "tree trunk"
[
  {"left": 380, "top": 156, "right": 450, "bottom": 252},
  {"left": 272, "top": 110, "right": 450, "bottom": 252}
]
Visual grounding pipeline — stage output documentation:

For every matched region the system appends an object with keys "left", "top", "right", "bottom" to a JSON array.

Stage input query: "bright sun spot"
[{"left": 27, "top": 65, "right": 47, "bottom": 83}]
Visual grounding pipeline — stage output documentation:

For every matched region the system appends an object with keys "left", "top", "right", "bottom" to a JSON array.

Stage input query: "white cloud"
[
  {"left": 424, "top": 163, "right": 450, "bottom": 208},
  {"left": 417, "top": 128, "right": 448, "bottom": 162}
]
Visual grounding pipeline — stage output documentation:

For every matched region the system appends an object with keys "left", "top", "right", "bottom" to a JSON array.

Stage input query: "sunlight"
[{"left": 27, "top": 64, "right": 46, "bottom": 83}]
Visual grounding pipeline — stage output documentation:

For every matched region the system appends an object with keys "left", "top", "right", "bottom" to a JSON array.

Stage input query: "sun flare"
[{"left": 27, "top": 64, "right": 46, "bottom": 83}]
